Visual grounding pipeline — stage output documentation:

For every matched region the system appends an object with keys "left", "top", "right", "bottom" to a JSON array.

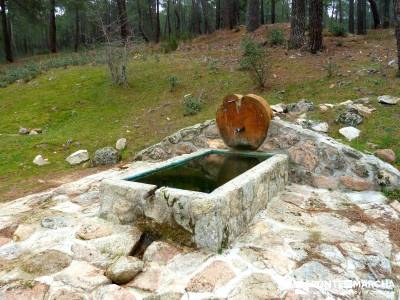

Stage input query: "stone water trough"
[{"left": 99, "top": 94, "right": 289, "bottom": 251}]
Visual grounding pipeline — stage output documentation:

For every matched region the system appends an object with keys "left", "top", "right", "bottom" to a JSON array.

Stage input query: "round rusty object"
[{"left": 216, "top": 94, "right": 273, "bottom": 150}]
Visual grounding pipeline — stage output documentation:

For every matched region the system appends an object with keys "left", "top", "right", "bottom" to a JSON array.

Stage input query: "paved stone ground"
[{"left": 1, "top": 120, "right": 400, "bottom": 299}]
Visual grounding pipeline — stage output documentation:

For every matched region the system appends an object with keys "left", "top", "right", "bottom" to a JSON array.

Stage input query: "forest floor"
[{"left": 0, "top": 23, "right": 399, "bottom": 201}]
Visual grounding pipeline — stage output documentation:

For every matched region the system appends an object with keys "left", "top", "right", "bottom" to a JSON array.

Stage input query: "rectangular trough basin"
[{"left": 99, "top": 149, "right": 289, "bottom": 252}]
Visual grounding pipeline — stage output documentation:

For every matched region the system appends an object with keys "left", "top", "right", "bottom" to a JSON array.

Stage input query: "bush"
[
  {"left": 160, "top": 38, "right": 179, "bottom": 53},
  {"left": 240, "top": 37, "right": 270, "bottom": 88},
  {"left": 324, "top": 58, "right": 339, "bottom": 78},
  {"left": 183, "top": 94, "right": 202, "bottom": 116},
  {"left": 330, "top": 23, "right": 347, "bottom": 37},
  {"left": 268, "top": 29, "right": 285, "bottom": 46},
  {"left": 168, "top": 75, "right": 179, "bottom": 92}
]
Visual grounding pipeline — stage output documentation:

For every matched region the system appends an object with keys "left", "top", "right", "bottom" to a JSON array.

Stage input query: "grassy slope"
[{"left": 0, "top": 25, "right": 399, "bottom": 201}]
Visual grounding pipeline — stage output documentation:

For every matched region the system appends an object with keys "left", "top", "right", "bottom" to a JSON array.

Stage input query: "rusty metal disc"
[{"left": 216, "top": 94, "right": 273, "bottom": 150}]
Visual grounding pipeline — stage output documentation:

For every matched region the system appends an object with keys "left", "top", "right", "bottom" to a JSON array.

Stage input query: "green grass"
[
  {"left": 0, "top": 53, "right": 251, "bottom": 200},
  {"left": 0, "top": 30, "right": 399, "bottom": 201}
]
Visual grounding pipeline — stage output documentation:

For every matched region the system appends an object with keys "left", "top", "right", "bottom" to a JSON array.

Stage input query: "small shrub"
[
  {"left": 330, "top": 23, "right": 347, "bottom": 37},
  {"left": 268, "top": 29, "right": 285, "bottom": 46},
  {"left": 335, "top": 40, "right": 344, "bottom": 47},
  {"left": 240, "top": 37, "right": 270, "bottom": 88},
  {"left": 207, "top": 59, "right": 219, "bottom": 73},
  {"left": 183, "top": 94, "right": 202, "bottom": 116},
  {"left": 168, "top": 75, "right": 179, "bottom": 92},
  {"left": 160, "top": 38, "right": 179, "bottom": 53},
  {"left": 324, "top": 58, "right": 339, "bottom": 78},
  {"left": 383, "top": 189, "right": 400, "bottom": 202}
]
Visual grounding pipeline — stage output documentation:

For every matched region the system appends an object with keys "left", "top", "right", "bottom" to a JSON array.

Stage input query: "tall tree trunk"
[
  {"left": 309, "top": 0, "right": 323, "bottom": 53},
  {"left": 174, "top": 0, "right": 181, "bottom": 36},
  {"left": 271, "top": 0, "right": 276, "bottom": 23},
  {"left": 368, "top": 0, "right": 381, "bottom": 28},
  {"left": 246, "top": 0, "right": 260, "bottom": 31},
  {"left": 137, "top": 0, "right": 149, "bottom": 42},
  {"left": 191, "top": 0, "right": 201, "bottom": 34},
  {"left": 166, "top": 0, "right": 172, "bottom": 38},
  {"left": 156, "top": 0, "right": 160, "bottom": 42},
  {"left": 223, "top": 0, "right": 235, "bottom": 28},
  {"left": 74, "top": 6, "right": 80, "bottom": 52},
  {"left": 49, "top": 0, "right": 57, "bottom": 53},
  {"left": 338, "top": 0, "right": 343, "bottom": 23},
  {"left": 395, "top": 0, "right": 400, "bottom": 74},
  {"left": 349, "top": 0, "right": 355, "bottom": 33},
  {"left": 200, "top": 0, "right": 211, "bottom": 33},
  {"left": 261, "top": 0, "right": 265, "bottom": 24},
  {"left": 0, "top": 0, "right": 13, "bottom": 62},
  {"left": 383, "top": 0, "right": 390, "bottom": 27},
  {"left": 216, "top": 0, "right": 221, "bottom": 29},
  {"left": 357, "top": 0, "right": 367, "bottom": 34},
  {"left": 116, "top": 0, "right": 130, "bottom": 41},
  {"left": 289, "top": 0, "right": 306, "bottom": 49}
]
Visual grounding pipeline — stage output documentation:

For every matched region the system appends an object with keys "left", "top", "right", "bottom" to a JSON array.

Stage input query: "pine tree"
[
  {"left": 0, "top": 0, "right": 13, "bottom": 62},
  {"left": 289, "top": 0, "right": 306, "bottom": 49},
  {"left": 246, "top": 0, "right": 260, "bottom": 32},
  {"left": 309, "top": 0, "right": 323, "bottom": 53}
]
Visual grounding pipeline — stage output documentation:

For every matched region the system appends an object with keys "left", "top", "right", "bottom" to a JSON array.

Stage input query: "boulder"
[
  {"left": 378, "top": 95, "right": 400, "bottom": 105},
  {"left": 287, "top": 99, "right": 314, "bottom": 113},
  {"left": 66, "top": 150, "right": 89, "bottom": 165},
  {"left": 105, "top": 256, "right": 144, "bottom": 284},
  {"left": 33, "top": 155, "right": 49, "bottom": 166},
  {"left": 115, "top": 138, "right": 127, "bottom": 151},
  {"left": 270, "top": 103, "right": 287, "bottom": 113},
  {"left": 336, "top": 111, "right": 363, "bottom": 126},
  {"left": 93, "top": 147, "right": 120, "bottom": 166},
  {"left": 339, "top": 127, "right": 360, "bottom": 141},
  {"left": 375, "top": 149, "right": 396, "bottom": 163},
  {"left": 311, "top": 122, "right": 329, "bottom": 133}
]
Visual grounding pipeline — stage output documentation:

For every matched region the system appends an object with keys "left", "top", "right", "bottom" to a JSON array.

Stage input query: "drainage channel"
[{"left": 130, "top": 231, "right": 160, "bottom": 259}]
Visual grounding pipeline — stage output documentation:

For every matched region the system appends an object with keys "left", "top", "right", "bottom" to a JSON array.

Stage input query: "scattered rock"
[
  {"left": 311, "top": 122, "right": 329, "bottom": 133},
  {"left": 378, "top": 95, "right": 400, "bottom": 105},
  {"left": 18, "top": 127, "right": 29, "bottom": 135},
  {"left": 338, "top": 100, "right": 353, "bottom": 106},
  {"left": 348, "top": 103, "right": 375, "bottom": 117},
  {"left": 66, "top": 150, "right": 89, "bottom": 165},
  {"left": 287, "top": 99, "right": 314, "bottom": 113},
  {"left": 375, "top": 149, "right": 396, "bottom": 163},
  {"left": 271, "top": 103, "right": 287, "bottom": 114},
  {"left": 33, "top": 155, "right": 49, "bottom": 166},
  {"left": 29, "top": 130, "right": 39, "bottom": 136},
  {"left": 186, "top": 260, "right": 235, "bottom": 292},
  {"left": 21, "top": 250, "right": 72, "bottom": 276},
  {"left": 93, "top": 147, "right": 120, "bottom": 166},
  {"left": 340, "top": 176, "right": 373, "bottom": 191},
  {"left": 388, "top": 59, "right": 397, "bottom": 67},
  {"left": 339, "top": 127, "right": 360, "bottom": 141},
  {"left": 115, "top": 138, "right": 127, "bottom": 151},
  {"left": 105, "top": 256, "right": 144, "bottom": 284},
  {"left": 336, "top": 111, "right": 363, "bottom": 126}
]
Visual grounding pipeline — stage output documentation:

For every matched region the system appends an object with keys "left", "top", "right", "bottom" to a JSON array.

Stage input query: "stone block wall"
[{"left": 135, "top": 119, "right": 400, "bottom": 191}]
